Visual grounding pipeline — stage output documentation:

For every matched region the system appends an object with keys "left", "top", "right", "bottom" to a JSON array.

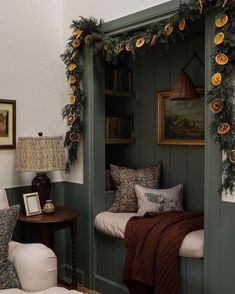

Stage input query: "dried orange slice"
[
  {"left": 69, "top": 76, "right": 76, "bottom": 84},
  {"left": 69, "top": 95, "right": 76, "bottom": 104},
  {"left": 69, "top": 132, "right": 80, "bottom": 142},
  {"left": 71, "top": 86, "right": 76, "bottom": 93},
  {"left": 125, "top": 42, "right": 132, "bottom": 51},
  {"left": 150, "top": 35, "right": 157, "bottom": 46},
  {"left": 215, "top": 15, "right": 228, "bottom": 28},
  {"left": 115, "top": 43, "right": 124, "bottom": 52},
  {"left": 222, "top": 0, "right": 228, "bottom": 8},
  {"left": 210, "top": 98, "right": 223, "bottom": 113},
  {"left": 211, "top": 73, "right": 222, "bottom": 86},
  {"left": 214, "top": 32, "right": 224, "bottom": 45},
  {"left": 84, "top": 35, "right": 92, "bottom": 45},
  {"left": 135, "top": 38, "right": 145, "bottom": 48},
  {"left": 165, "top": 23, "right": 173, "bottom": 36},
  {"left": 71, "top": 52, "right": 76, "bottom": 60},
  {"left": 104, "top": 44, "right": 113, "bottom": 51},
  {"left": 67, "top": 114, "right": 76, "bottom": 124},
  {"left": 72, "top": 39, "right": 81, "bottom": 48},
  {"left": 229, "top": 150, "right": 235, "bottom": 164},
  {"left": 215, "top": 53, "right": 228, "bottom": 65},
  {"left": 198, "top": 0, "right": 203, "bottom": 14},
  {"left": 72, "top": 30, "right": 83, "bottom": 38},
  {"left": 68, "top": 64, "right": 77, "bottom": 71},
  {"left": 218, "top": 123, "right": 230, "bottom": 136},
  {"left": 179, "top": 18, "right": 186, "bottom": 31}
]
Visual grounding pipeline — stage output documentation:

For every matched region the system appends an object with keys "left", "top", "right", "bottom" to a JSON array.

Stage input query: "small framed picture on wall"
[
  {"left": 23, "top": 192, "right": 42, "bottom": 216},
  {"left": 0, "top": 99, "right": 16, "bottom": 149}
]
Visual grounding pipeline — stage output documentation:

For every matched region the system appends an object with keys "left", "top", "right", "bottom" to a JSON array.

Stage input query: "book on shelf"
[
  {"left": 105, "top": 68, "right": 133, "bottom": 93},
  {"left": 105, "top": 113, "right": 135, "bottom": 140}
]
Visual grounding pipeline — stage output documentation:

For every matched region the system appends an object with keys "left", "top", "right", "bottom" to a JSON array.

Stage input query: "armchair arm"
[{"left": 8, "top": 241, "right": 57, "bottom": 292}]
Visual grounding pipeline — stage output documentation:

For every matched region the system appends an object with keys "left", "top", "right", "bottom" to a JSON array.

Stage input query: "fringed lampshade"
[
  {"left": 16, "top": 135, "right": 65, "bottom": 207},
  {"left": 169, "top": 71, "right": 198, "bottom": 100}
]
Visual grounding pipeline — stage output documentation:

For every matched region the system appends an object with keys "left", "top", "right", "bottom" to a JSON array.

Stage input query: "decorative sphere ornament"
[{"left": 42, "top": 200, "right": 55, "bottom": 214}]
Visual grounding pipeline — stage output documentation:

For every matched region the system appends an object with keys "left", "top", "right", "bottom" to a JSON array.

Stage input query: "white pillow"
[{"left": 135, "top": 184, "right": 183, "bottom": 215}]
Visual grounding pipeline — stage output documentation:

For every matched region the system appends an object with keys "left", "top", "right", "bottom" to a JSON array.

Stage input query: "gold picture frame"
[
  {"left": 157, "top": 89, "right": 204, "bottom": 145},
  {"left": 23, "top": 192, "right": 42, "bottom": 216},
  {"left": 0, "top": 99, "right": 16, "bottom": 149}
]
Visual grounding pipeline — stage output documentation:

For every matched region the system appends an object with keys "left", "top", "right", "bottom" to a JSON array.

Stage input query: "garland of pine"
[{"left": 61, "top": 0, "right": 235, "bottom": 193}]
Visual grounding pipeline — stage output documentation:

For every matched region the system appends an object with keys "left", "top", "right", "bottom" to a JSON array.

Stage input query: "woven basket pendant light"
[{"left": 169, "top": 70, "right": 198, "bottom": 100}]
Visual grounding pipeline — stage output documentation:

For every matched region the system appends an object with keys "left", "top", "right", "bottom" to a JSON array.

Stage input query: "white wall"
[
  {"left": 0, "top": 0, "right": 170, "bottom": 188},
  {"left": 0, "top": 0, "right": 66, "bottom": 188}
]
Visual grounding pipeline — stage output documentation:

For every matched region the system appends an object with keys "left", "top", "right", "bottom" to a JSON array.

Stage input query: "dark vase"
[{"left": 32, "top": 172, "right": 51, "bottom": 207}]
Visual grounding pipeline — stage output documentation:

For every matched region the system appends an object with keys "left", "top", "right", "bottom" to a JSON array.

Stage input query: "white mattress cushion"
[
  {"left": 95, "top": 211, "right": 204, "bottom": 258},
  {"left": 95, "top": 212, "right": 137, "bottom": 239},
  {"left": 179, "top": 229, "right": 204, "bottom": 258}
]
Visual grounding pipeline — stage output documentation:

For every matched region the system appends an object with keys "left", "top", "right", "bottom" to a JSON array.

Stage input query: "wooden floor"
[
  {"left": 77, "top": 287, "right": 100, "bottom": 294},
  {"left": 58, "top": 282, "right": 100, "bottom": 294}
]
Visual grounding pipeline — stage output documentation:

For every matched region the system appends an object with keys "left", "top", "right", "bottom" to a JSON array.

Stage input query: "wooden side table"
[{"left": 18, "top": 206, "right": 79, "bottom": 289}]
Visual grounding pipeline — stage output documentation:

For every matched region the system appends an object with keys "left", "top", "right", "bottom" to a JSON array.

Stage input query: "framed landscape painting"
[
  {"left": 0, "top": 99, "right": 16, "bottom": 149},
  {"left": 157, "top": 90, "right": 204, "bottom": 145}
]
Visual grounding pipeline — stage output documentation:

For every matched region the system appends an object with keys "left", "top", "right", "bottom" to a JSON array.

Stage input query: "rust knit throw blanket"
[{"left": 123, "top": 211, "right": 204, "bottom": 294}]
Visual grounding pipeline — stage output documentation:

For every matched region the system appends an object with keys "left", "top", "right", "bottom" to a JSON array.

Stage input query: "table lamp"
[{"left": 16, "top": 133, "right": 66, "bottom": 207}]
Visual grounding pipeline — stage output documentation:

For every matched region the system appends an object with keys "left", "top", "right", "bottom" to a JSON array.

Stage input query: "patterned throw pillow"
[
  {"left": 108, "top": 163, "right": 161, "bottom": 213},
  {"left": 135, "top": 184, "right": 183, "bottom": 215},
  {"left": 0, "top": 205, "right": 21, "bottom": 289}
]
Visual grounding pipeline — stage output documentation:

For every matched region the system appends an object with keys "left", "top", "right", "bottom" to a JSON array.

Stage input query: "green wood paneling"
[{"left": 132, "top": 37, "right": 205, "bottom": 210}]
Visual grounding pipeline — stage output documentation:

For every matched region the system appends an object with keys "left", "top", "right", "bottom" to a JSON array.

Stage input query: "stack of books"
[{"left": 105, "top": 113, "right": 134, "bottom": 140}]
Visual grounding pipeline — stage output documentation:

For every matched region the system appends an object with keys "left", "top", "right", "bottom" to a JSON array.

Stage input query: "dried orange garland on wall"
[{"left": 61, "top": 1, "right": 235, "bottom": 193}]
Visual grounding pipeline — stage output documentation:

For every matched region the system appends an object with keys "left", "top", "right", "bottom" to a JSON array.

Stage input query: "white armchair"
[{"left": 0, "top": 189, "right": 82, "bottom": 294}]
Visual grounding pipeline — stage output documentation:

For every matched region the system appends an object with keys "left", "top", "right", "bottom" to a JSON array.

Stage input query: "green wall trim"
[{"left": 102, "top": 0, "right": 184, "bottom": 35}]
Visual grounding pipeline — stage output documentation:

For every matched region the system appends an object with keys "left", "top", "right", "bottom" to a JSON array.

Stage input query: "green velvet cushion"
[{"left": 0, "top": 205, "right": 21, "bottom": 289}]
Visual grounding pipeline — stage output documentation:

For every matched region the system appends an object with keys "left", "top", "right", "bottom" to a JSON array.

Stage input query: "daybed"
[{"left": 95, "top": 211, "right": 204, "bottom": 258}]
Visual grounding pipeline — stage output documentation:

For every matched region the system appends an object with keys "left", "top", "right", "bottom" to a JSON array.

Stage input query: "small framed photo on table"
[{"left": 23, "top": 192, "right": 42, "bottom": 216}]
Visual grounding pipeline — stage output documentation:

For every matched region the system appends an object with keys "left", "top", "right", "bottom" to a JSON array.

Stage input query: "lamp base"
[{"left": 32, "top": 172, "right": 51, "bottom": 208}]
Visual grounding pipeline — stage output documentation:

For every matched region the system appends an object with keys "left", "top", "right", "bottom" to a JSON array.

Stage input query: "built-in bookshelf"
[
  {"left": 105, "top": 54, "right": 136, "bottom": 190},
  {"left": 105, "top": 54, "right": 135, "bottom": 145}
]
